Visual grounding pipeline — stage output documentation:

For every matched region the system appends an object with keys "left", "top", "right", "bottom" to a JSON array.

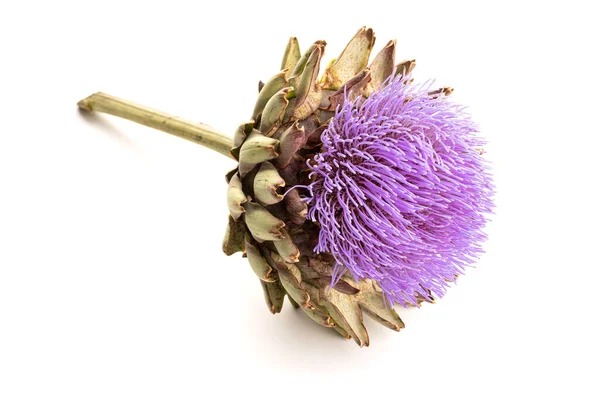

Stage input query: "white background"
[{"left": 1, "top": 1, "right": 598, "bottom": 399}]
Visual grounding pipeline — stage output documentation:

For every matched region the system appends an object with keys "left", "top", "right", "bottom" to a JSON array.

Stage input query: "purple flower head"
[{"left": 306, "top": 74, "right": 494, "bottom": 307}]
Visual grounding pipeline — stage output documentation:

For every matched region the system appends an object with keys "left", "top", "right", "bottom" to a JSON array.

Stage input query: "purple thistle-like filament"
[{"left": 307, "top": 74, "right": 494, "bottom": 307}]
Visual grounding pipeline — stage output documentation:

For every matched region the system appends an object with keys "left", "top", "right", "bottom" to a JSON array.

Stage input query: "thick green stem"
[{"left": 78, "top": 92, "right": 234, "bottom": 159}]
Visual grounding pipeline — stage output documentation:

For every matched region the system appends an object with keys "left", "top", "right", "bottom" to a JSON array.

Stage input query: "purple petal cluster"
[{"left": 306, "top": 74, "right": 494, "bottom": 306}]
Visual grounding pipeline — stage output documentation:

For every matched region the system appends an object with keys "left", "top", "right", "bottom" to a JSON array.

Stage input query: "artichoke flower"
[{"left": 78, "top": 27, "right": 493, "bottom": 347}]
